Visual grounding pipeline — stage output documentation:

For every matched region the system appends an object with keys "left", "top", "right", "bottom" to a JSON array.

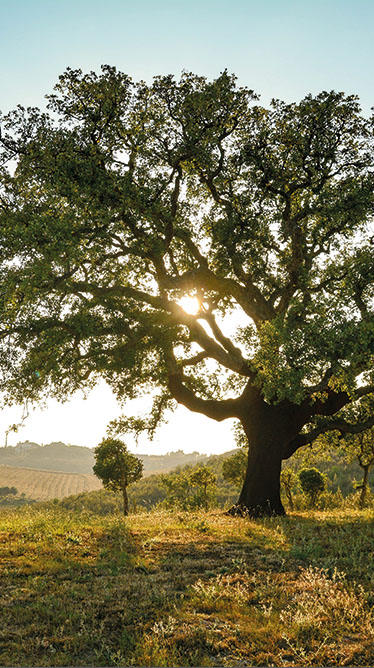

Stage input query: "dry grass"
[
  {"left": 0, "top": 465, "right": 102, "bottom": 500},
  {"left": 1, "top": 506, "right": 374, "bottom": 666}
]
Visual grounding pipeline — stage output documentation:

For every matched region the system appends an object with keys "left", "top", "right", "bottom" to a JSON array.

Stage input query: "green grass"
[{"left": 1, "top": 505, "right": 374, "bottom": 666}]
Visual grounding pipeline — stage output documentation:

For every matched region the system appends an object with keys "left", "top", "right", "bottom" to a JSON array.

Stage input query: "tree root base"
[{"left": 226, "top": 503, "right": 286, "bottom": 518}]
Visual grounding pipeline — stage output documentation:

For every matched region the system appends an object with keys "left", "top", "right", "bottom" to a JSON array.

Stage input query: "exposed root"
[{"left": 226, "top": 503, "right": 286, "bottom": 518}]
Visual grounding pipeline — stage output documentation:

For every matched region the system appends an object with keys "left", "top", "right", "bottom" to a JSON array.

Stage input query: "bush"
[
  {"left": 54, "top": 489, "right": 123, "bottom": 515},
  {"left": 299, "top": 467, "right": 327, "bottom": 508},
  {"left": 0, "top": 486, "right": 17, "bottom": 497},
  {"left": 160, "top": 466, "right": 217, "bottom": 510}
]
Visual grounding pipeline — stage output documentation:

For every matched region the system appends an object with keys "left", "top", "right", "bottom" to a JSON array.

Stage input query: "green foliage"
[
  {"left": 51, "top": 488, "right": 123, "bottom": 515},
  {"left": 1, "top": 66, "right": 374, "bottom": 514},
  {"left": 128, "top": 474, "right": 167, "bottom": 510},
  {"left": 344, "top": 427, "right": 374, "bottom": 470},
  {"left": 299, "top": 467, "right": 327, "bottom": 508},
  {"left": 0, "top": 486, "right": 17, "bottom": 497},
  {"left": 222, "top": 448, "right": 247, "bottom": 487},
  {"left": 0, "top": 69, "right": 373, "bottom": 409},
  {"left": 280, "top": 468, "right": 296, "bottom": 510},
  {"left": 93, "top": 438, "right": 143, "bottom": 514},
  {"left": 286, "top": 441, "right": 372, "bottom": 497},
  {"left": 160, "top": 465, "right": 216, "bottom": 510},
  {"left": 339, "top": 397, "right": 374, "bottom": 473},
  {"left": 188, "top": 465, "right": 216, "bottom": 509},
  {"left": 129, "top": 451, "right": 239, "bottom": 510}
]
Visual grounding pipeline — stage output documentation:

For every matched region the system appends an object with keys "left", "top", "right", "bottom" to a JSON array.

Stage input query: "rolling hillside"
[
  {"left": 0, "top": 465, "right": 102, "bottom": 501},
  {"left": 0, "top": 441, "right": 208, "bottom": 475}
]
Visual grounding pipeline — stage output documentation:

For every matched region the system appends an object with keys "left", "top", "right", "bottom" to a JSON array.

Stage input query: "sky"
[{"left": 0, "top": 0, "right": 373, "bottom": 453}]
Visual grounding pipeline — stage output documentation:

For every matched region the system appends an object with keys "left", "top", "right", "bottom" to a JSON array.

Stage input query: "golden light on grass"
[{"left": 1, "top": 505, "right": 374, "bottom": 666}]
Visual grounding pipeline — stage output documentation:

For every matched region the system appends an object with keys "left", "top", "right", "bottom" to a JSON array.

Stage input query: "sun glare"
[{"left": 178, "top": 296, "right": 201, "bottom": 315}]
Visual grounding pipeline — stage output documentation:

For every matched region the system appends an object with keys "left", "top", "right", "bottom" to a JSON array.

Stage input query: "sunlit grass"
[{"left": 1, "top": 505, "right": 374, "bottom": 666}]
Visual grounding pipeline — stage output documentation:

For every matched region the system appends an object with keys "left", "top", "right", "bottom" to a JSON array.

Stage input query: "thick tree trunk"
[
  {"left": 122, "top": 486, "right": 129, "bottom": 516},
  {"left": 229, "top": 438, "right": 285, "bottom": 516},
  {"left": 229, "top": 394, "right": 305, "bottom": 517}
]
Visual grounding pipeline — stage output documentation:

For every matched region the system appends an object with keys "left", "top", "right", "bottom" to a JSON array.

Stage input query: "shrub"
[
  {"left": 0, "top": 486, "right": 17, "bottom": 497},
  {"left": 299, "top": 467, "right": 326, "bottom": 508}
]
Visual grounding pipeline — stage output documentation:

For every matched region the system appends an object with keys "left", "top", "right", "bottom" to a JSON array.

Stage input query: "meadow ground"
[{"left": 1, "top": 505, "right": 374, "bottom": 667}]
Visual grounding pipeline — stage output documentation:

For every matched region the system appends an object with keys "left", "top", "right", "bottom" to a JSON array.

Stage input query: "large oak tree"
[{"left": 0, "top": 66, "right": 374, "bottom": 515}]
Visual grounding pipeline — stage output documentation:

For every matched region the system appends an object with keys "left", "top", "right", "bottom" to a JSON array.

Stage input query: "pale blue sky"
[
  {"left": 1, "top": 0, "right": 373, "bottom": 114},
  {"left": 0, "top": 0, "right": 373, "bottom": 452}
]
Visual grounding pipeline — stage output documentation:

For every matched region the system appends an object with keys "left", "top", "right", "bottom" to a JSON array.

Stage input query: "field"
[
  {"left": 1, "top": 504, "right": 374, "bottom": 667},
  {"left": 0, "top": 465, "right": 102, "bottom": 501}
]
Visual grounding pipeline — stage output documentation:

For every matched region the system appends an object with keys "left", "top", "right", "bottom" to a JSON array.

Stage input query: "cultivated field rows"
[{"left": 0, "top": 465, "right": 102, "bottom": 500}]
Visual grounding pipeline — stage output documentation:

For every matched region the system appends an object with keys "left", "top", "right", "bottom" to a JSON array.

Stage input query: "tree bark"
[
  {"left": 359, "top": 465, "right": 370, "bottom": 510},
  {"left": 229, "top": 392, "right": 307, "bottom": 517},
  {"left": 122, "top": 485, "right": 129, "bottom": 516},
  {"left": 229, "top": 437, "right": 285, "bottom": 516}
]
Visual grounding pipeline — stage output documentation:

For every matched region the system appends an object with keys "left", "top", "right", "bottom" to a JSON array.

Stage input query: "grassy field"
[
  {"left": 0, "top": 465, "right": 102, "bottom": 501},
  {"left": 1, "top": 505, "right": 374, "bottom": 667}
]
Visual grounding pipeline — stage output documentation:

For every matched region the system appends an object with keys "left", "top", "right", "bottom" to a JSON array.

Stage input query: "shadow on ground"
[{"left": 1, "top": 509, "right": 374, "bottom": 666}]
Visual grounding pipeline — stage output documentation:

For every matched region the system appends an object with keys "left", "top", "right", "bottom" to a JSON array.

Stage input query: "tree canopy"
[{"left": 0, "top": 66, "right": 373, "bottom": 514}]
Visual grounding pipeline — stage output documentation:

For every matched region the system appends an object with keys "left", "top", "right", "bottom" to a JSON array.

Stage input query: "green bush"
[
  {"left": 299, "top": 467, "right": 327, "bottom": 508},
  {"left": 53, "top": 489, "right": 123, "bottom": 515},
  {"left": 0, "top": 486, "right": 17, "bottom": 497},
  {"left": 160, "top": 466, "right": 217, "bottom": 510}
]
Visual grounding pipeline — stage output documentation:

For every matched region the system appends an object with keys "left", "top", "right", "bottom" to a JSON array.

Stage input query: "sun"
[{"left": 178, "top": 295, "right": 201, "bottom": 315}]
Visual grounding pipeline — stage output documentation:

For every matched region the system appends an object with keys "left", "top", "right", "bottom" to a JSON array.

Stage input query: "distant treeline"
[{"left": 0, "top": 441, "right": 208, "bottom": 475}]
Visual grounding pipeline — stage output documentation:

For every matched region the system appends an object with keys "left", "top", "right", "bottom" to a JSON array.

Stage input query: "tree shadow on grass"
[
  {"left": 2, "top": 510, "right": 374, "bottom": 666},
  {"left": 122, "top": 512, "right": 374, "bottom": 666},
  {"left": 276, "top": 511, "right": 374, "bottom": 583}
]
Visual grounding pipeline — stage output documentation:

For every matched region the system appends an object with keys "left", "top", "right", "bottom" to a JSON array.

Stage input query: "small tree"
[
  {"left": 342, "top": 428, "right": 374, "bottom": 509},
  {"left": 299, "top": 467, "right": 326, "bottom": 508},
  {"left": 280, "top": 468, "right": 296, "bottom": 510},
  {"left": 93, "top": 438, "right": 143, "bottom": 515},
  {"left": 188, "top": 465, "right": 216, "bottom": 509}
]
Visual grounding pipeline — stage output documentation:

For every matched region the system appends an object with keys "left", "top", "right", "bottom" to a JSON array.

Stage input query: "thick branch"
[
  {"left": 167, "top": 372, "right": 242, "bottom": 420},
  {"left": 202, "top": 310, "right": 248, "bottom": 364},
  {"left": 310, "top": 384, "right": 374, "bottom": 417},
  {"left": 286, "top": 415, "right": 374, "bottom": 458},
  {"left": 167, "top": 300, "right": 252, "bottom": 375},
  {"left": 310, "top": 389, "right": 351, "bottom": 417},
  {"left": 179, "top": 352, "right": 209, "bottom": 367},
  {"left": 58, "top": 279, "right": 253, "bottom": 376},
  {"left": 164, "top": 347, "right": 242, "bottom": 421}
]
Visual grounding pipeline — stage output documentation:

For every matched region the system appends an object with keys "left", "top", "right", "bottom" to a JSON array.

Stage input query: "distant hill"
[
  {"left": 0, "top": 441, "right": 210, "bottom": 475},
  {"left": 0, "top": 441, "right": 96, "bottom": 474}
]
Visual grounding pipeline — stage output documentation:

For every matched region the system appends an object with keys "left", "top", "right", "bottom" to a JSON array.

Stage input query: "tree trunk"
[
  {"left": 359, "top": 465, "right": 369, "bottom": 510},
  {"left": 122, "top": 485, "right": 129, "bottom": 516},
  {"left": 229, "top": 439, "right": 285, "bottom": 516},
  {"left": 283, "top": 479, "right": 294, "bottom": 511},
  {"left": 229, "top": 396, "right": 305, "bottom": 517}
]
